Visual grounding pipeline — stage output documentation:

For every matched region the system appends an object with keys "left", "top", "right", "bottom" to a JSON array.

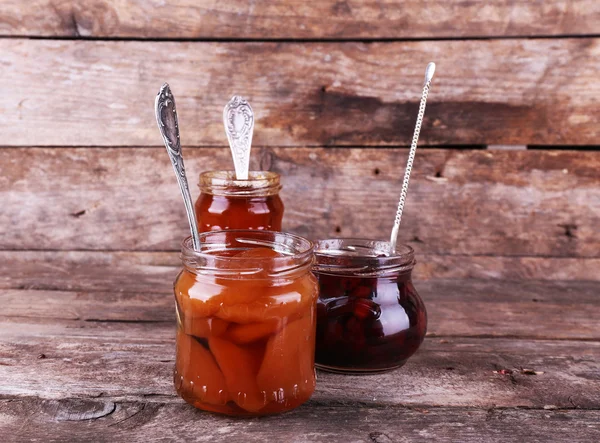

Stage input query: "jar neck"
[
  {"left": 313, "top": 238, "right": 415, "bottom": 277},
  {"left": 180, "top": 231, "right": 313, "bottom": 281},
  {"left": 199, "top": 170, "right": 281, "bottom": 197},
  {"left": 202, "top": 194, "right": 271, "bottom": 202}
]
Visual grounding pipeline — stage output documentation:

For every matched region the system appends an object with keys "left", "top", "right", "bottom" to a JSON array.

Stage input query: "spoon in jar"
[
  {"left": 389, "top": 62, "right": 436, "bottom": 253},
  {"left": 155, "top": 83, "right": 201, "bottom": 251},
  {"left": 223, "top": 96, "right": 254, "bottom": 180}
]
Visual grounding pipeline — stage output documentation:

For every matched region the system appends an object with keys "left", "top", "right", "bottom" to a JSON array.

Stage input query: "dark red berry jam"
[{"left": 313, "top": 239, "right": 427, "bottom": 373}]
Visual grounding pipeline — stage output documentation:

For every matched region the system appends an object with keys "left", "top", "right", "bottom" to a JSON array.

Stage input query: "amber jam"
[
  {"left": 195, "top": 171, "right": 283, "bottom": 232},
  {"left": 174, "top": 230, "right": 318, "bottom": 416},
  {"left": 313, "top": 239, "right": 427, "bottom": 374}
]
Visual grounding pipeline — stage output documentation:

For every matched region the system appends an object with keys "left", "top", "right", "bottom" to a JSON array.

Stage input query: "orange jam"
[
  {"left": 195, "top": 171, "right": 284, "bottom": 232},
  {"left": 174, "top": 231, "right": 317, "bottom": 415}
]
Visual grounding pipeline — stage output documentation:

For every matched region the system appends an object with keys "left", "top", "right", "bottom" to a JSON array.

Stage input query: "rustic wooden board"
[
  {"left": 2, "top": 251, "right": 600, "bottom": 298},
  {"left": 1, "top": 39, "right": 598, "bottom": 146},
  {"left": 2, "top": 279, "right": 600, "bottom": 339},
  {"left": 1, "top": 312, "right": 599, "bottom": 408},
  {"left": 2, "top": 148, "right": 598, "bottom": 256},
  {"left": 2, "top": 0, "right": 599, "bottom": 39},
  {"left": 1, "top": 399, "right": 599, "bottom": 443}
]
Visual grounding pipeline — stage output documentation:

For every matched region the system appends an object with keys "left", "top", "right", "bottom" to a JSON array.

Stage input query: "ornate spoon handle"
[
  {"left": 155, "top": 83, "right": 201, "bottom": 250},
  {"left": 389, "top": 62, "right": 436, "bottom": 253},
  {"left": 223, "top": 96, "right": 254, "bottom": 180}
]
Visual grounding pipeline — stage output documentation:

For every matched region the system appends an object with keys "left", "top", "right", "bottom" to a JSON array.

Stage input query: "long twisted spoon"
[
  {"left": 389, "top": 62, "right": 436, "bottom": 253},
  {"left": 155, "top": 83, "right": 201, "bottom": 250},
  {"left": 223, "top": 96, "right": 254, "bottom": 180}
]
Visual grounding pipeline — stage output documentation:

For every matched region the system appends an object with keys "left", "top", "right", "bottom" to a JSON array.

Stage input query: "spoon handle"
[
  {"left": 223, "top": 96, "right": 254, "bottom": 180},
  {"left": 155, "top": 83, "right": 201, "bottom": 250},
  {"left": 390, "top": 62, "right": 436, "bottom": 252}
]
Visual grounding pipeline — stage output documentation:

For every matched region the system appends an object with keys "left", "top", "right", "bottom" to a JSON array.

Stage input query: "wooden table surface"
[
  {"left": 2, "top": 275, "right": 599, "bottom": 442},
  {"left": 1, "top": 1, "right": 600, "bottom": 441}
]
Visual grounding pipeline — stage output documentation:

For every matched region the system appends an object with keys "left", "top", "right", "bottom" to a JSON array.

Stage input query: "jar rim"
[
  {"left": 313, "top": 238, "right": 415, "bottom": 276},
  {"left": 180, "top": 230, "right": 314, "bottom": 278},
  {"left": 198, "top": 170, "right": 281, "bottom": 197}
]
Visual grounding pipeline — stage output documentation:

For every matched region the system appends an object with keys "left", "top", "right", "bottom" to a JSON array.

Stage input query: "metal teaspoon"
[
  {"left": 155, "top": 83, "right": 201, "bottom": 250},
  {"left": 223, "top": 96, "right": 254, "bottom": 180}
]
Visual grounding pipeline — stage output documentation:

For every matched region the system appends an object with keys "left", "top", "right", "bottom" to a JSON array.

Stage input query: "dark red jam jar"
[{"left": 313, "top": 239, "right": 427, "bottom": 373}]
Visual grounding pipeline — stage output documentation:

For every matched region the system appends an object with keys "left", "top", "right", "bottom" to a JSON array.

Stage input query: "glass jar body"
[
  {"left": 195, "top": 171, "right": 284, "bottom": 232},
  {"left": 313, "top": 239, "right": 427, "bottom": 373},
  {"left": 174, "top": 231, "right": 317, "bottom": 416},
  {"left": 195, "top": 193, "right": 283, "bottom": 232}
]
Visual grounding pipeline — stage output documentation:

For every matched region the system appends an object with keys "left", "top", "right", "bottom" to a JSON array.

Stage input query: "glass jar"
[
  {"left": 195, "top": 171, "right": 284, "bottom": 232},
  {"left": 174, "top": 230, "right": 318, "bottom": 416},
  {"left": 313, "top": 239, "right": 427, "bottom": 373}
]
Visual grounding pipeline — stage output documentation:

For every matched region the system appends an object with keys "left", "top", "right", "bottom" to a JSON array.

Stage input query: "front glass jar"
[
  {"left": 174, "top": 230, "right": 318, "bottom": 416},
  {"left": 195, "top": 171, "right": 284, "bottom": 232},
  {"left": 313, "top": 239, "right": 427, "bottom": 373}
]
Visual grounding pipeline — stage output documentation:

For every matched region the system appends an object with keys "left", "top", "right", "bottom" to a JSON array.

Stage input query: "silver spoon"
[
  {"left": 155, "top": 83, "right": 201, "bottom": 251},
  {"left": 389, "top": 62, "right": 436, "bottom": 253},
  {"left": 223, "top": 96, "right": 254, "bottom": 180}
]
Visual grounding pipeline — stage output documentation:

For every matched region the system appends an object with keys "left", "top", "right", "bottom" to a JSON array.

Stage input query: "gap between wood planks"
[
  {"left": 0, "top": 145, "right": 494, "bottom": 150},
  {"left": 2, "top": 34, "right": 600, "bottom": 43},
  {"left": 3, "top": 249, "right": 599, "bottom": 259},
  {"left": 1, "top": 145, "right": 598, "bottom": 150}
]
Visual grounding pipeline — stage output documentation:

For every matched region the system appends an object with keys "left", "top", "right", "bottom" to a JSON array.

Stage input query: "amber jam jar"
[
  {"left": 195, "top": 171, "right": 284, "bottom": 232},
  {"left": 313, "top": 239, "right": 427, "bottom": 374},
  {"left": 174, "top": 230, "right": 318, "bottom": 416}
]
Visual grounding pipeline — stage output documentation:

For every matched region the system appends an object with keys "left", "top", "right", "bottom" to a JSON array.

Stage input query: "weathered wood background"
[{"left": 0, "top": 1, "right": 599, "bottom": 442}]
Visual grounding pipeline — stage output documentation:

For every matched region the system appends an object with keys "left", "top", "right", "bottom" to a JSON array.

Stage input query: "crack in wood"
[
  {"left": 108, "top": 403, "right": 145, "bottom": 427},
  {"left": 83, "top": 318, "right": 172, "bottom": 324},
  {"left": 369, "top": 431, "right": 393, "bottom": 443}
]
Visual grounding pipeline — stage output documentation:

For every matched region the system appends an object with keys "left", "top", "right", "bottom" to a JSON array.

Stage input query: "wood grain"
[
  {"left": 1, "top": 39, "right": 599, "bottom": 146},
  {"left": 2, "top": 0, "right": 599, "bottom": 40},
  {"left": 1, "top": 311, "right": 599, "bottom": 408},
  {"left": 2, "top": 148, "right": 598, "bottom": 257},
  {"left": 3, "top": 279, "right": 600, "bottom": 339},
  {"left": 1, "top": 400, "right": 599, "bottom": 443}
]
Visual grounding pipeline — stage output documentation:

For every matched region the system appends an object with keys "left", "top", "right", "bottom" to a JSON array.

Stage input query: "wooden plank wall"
[
  {"left": 1, "top": 2, "right": 600, "bottom": 440},
  {"left": 0, "top": 1, "right": 598, "bottom": 283}
]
